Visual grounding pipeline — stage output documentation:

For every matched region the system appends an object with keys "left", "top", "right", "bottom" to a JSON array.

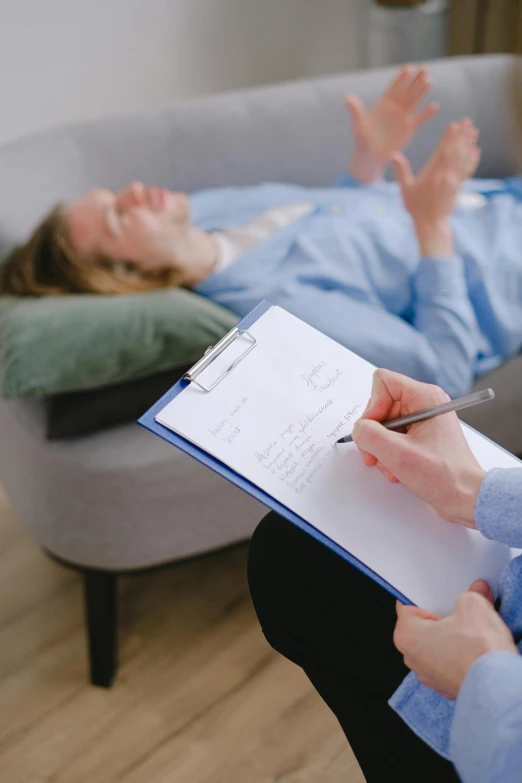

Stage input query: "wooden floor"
[{"left": 0, "top": 484, "right": 363, "bottom": 783}]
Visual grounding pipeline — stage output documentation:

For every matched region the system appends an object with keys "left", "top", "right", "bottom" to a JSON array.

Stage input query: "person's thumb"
[
  {"left": 391, "top": 152, "right": 414, "bottom": 189},
  {"left": 396, "top": 601, "right": 440, "bottom": 622},
  {"left": 344, "top": 94, "right": 366, "bottom": 134},
  {"left": 352, "top": 418, "right": 407, "bottom": 473},
  {"left": 468, "top": 579, "right": 495, "bottom": 606}
]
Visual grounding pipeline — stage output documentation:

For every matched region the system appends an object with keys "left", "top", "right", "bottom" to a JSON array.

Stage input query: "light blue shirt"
[
  {"left": 390, "top": 468, "right": 522, "bottom": 783},
  {"left": 193, "top": 174, "right": 522, "bottom": 399}
]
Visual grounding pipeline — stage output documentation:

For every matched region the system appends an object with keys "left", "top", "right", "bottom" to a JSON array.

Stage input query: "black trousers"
[{"left": 248, "top": 512, "right": 461, "bottom": 782}]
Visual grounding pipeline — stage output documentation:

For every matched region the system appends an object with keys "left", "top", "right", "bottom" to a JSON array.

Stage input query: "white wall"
[{"left": 0, "top": 0, "right": 368, "bottom": 146}]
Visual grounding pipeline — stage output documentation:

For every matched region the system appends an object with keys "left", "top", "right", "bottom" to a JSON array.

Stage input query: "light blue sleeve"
[
  {"left": 410, "top": 255, "right": 481, "bottom": 399},
  {"left": 334, "top": 172, "right": 397, "bottom": 194},
  {"left": 336, "top": 178, "right": 483, "bottom": 395},
  {"left": 450, "top": 651, "right": 522, "bottom": 783},
  {"left": 450, "top": 468, "right": 522, "bottom": 781},
  {"left": 284, "top": 284, "right": 477, "bottom": 399},
  {"left": 475, "top": 468, "right": 522, "bottom": 549},
  {"left": 334, "top": 172, "right": 364, "bottom": 188}
]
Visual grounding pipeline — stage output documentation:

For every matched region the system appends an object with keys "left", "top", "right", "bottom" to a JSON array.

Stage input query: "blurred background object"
[
  {"left": 0, "top": 0, "right": 369, "bottom": 147},
  {"left": 375, "top": 0, "right": 427, "bottom": 5},
  {"left": 450, "top": 0, "right": 522, "bottom": 55},
  {"left": 368, "top": 0, "right": 448, "bottom": 66}
]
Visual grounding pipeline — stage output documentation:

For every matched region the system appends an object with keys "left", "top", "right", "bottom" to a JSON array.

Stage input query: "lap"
[
  {"left": 248, "top": 510, "right": 406, "bottom": 683},
  {"left": 248, "top": 511, "right": 461, "bottom": 782}
]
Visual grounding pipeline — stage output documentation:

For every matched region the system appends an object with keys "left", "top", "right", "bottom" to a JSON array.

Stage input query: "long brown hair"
[{"left": 0, "top": 204, "right": 183, "bottom": 297}]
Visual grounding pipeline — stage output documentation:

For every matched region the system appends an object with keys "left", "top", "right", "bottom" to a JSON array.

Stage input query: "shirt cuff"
[
  {"left": 450, "top": 651, "right": 522, "bottom": 783},
  {"left": 476, "top": 468, "right": 522, "bottom": 548},
  {"left": 414, "top": 256, "right": 468, "bottom": 301},
  {"left": 334, "top": 172, "right": 365, "bottom": 188}
]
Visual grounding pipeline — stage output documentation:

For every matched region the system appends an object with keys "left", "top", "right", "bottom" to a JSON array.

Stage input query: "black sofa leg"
[{"left": 82, "top": 570, "right": 118, "bottom": 687}]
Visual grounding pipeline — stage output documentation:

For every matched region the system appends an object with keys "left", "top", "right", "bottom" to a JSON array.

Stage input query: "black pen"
[{"left": 335, "top": 388, "right": 495, "bottom": 445}]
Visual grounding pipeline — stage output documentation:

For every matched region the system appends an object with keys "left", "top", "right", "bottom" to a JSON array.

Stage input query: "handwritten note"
[{"left": 155, "top": 305, "right": 520, "bottom": 615}]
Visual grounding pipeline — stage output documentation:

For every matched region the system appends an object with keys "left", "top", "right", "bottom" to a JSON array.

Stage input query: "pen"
[{"left": 335, "top": 388, "right": 495, "bottom": 445}]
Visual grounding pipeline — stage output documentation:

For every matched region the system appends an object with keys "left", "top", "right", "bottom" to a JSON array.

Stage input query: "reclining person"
[{"left": 1, "top": 66, "right": 520, "bottom": 399}]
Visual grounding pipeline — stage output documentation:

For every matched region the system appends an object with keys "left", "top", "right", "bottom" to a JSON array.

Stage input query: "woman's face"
[{"left": 63, "top": 181, "right": 191, "bottom": 270}]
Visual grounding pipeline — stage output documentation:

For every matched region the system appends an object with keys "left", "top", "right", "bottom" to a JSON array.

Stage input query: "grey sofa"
[{"left": 1, "top": 54, "right": 521, "bottom": 687}]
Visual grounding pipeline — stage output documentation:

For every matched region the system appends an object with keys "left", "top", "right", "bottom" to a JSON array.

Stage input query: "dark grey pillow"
[{"left": 46, "top": 367, "right": 190, "bottom": 440}]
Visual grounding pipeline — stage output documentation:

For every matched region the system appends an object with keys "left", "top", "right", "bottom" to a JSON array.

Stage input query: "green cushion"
[{"left": 0, "top": 287, "right": 238, "bottom": 398}]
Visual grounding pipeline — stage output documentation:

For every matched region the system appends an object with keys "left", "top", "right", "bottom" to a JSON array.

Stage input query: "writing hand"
[
  {"left": 394, "top": 580, "right": 518, "bottom": 700},
  {"left": 352, "top": 369, "right": 486, "bottom": 527},
  {"left": 346, "top": 65, "right": 439, "bottom": 184}
]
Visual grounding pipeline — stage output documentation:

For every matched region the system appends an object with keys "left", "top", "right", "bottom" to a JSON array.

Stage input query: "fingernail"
[{"left": 470, "top": 579, "right": 494, "bottom": 601}]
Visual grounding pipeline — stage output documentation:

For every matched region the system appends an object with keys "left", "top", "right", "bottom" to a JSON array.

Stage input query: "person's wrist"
[
  {"left": 441, "top": 466, "right": 486, "bottom": 529},
  {"left": 413, "top": 218, "right": 454, "bottom": 257},
  {"left": 348, "top": 150, "right": 384, "bottom": 184}
]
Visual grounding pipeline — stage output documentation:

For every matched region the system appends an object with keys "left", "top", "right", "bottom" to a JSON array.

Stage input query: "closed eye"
[{"left": 102, "top": 204, "right": 120, "bottom": 237}]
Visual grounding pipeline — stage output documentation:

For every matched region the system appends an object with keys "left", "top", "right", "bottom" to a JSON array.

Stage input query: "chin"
[{"left": 166, "top": 191, "right": 190, "bottom": 219}]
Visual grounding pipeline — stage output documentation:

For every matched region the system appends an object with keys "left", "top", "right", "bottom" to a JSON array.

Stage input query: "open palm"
[
  {"left": 392, "top": 118, "right": 481, "bottom": 226},
  {"left": 346, "top": 66, "right": 439, "bottom": 178}
]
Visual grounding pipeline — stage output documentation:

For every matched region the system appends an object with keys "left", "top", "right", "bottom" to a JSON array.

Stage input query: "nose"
[{"left": 116, "top": 181, "right": 146, "bottom": 211}]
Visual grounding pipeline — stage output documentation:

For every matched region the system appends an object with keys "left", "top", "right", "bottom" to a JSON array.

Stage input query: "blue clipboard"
[{"left": 138, "top": 299, "right": 412, "bottom": 606}]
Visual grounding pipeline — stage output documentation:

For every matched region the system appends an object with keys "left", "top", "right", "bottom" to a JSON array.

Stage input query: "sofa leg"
[{"left": 82, "top": 570, "right": 118, "bottom": 688}]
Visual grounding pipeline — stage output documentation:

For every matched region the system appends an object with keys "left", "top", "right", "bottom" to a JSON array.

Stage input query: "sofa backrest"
[{"left": 0, "top": 54, "right": 518, "bottom": 252}]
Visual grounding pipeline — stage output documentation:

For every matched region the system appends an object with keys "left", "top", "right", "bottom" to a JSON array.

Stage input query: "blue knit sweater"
[{"left": 390, "top": 468, "right": 522, "bottom": 782}]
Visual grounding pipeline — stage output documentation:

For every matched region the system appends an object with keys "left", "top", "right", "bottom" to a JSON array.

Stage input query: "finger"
[
  {"left": 437, "top": 121, "right": 460, "bottom": 152},
  {"left": 454, "top": 118, "right": 479, "bottom": 145},
  {"left": 402, "top": 69, "right": 431, "bottom": 106},
  {"left": 362, "top": 451, "right": 378, "bottom": 467},
  {"left": 396, "top": 602, "right": 440, "bottom": 621},
  {"left": 394, "top": 608, "right": 439, "bottom": 654},
  {"left": 415, "top": 101, "right": 440, "bottom": 128},
  {"left": 425, "top": 122, "right": 462, "bottom": 172},
  {"left": 351, "top": 418, "right": 412, "bottom": 475},
  {"left": 363, "top": 367, "right": 445, "bottom": 424},
  {"left": 344, "top": 94, "right": 366, "bottom": 134},
  {"left": 472, "top": 146, "right": 481, "bottom": 168},
  {"left": 461, "top": 117, "right": 477, "bottom": 133},
  {"left": 361, "top": 368, "right": 398, "bottom": 422},
  {"left": 391, "top": 152, "right": 415, "bottom": 190},
  {"left": 468, "top": 579, "right": 495, "bottom": 605},
  {"left": 467, "top": 147, "right": 481, "bottom": 177},
  {"left": 406, "top": 81, "right": 432, "bottom": 111},
  {"left": 376, "top": 461, "right": 399, "bottom": 483},
  {"left": 461, "top": 118, "right": 478, "bottom": 136},
  {"left": 386, "top": 64, "right": 415, "bottom": 98}
]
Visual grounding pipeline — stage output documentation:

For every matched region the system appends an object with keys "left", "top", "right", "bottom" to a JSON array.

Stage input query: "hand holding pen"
[
  {"left": 345, "top": 369, "right": 493, "bottom": 530},
  {"left": 336, "top": 388, "right": 494, "bottom": 444}
]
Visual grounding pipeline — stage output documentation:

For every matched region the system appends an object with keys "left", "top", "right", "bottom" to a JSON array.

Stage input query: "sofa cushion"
[
  {"left": 463, "top": 355, "right": 522, "bottom": 458},
  {"left": 0, "top": 286, "right": 238, "bottom": 398}
]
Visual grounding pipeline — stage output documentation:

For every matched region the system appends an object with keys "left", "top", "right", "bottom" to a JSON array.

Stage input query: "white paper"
[{"left": 156, "top": 305, "right": 521, "bottom": 615}]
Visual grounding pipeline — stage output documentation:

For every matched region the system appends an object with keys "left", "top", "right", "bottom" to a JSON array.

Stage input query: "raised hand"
[
  {"left": 392, "top": 118, "right": 481, "bottom": 256},
  {"left": 346, "top": 65, "right": 439, "bottom": 183}
]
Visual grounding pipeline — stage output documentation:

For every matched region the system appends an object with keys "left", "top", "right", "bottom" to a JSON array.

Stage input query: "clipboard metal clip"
[{"left": 183, "top": 327, "right": 257, "bottom": 392}]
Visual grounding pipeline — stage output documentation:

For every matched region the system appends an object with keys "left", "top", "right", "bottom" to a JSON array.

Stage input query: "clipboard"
[{"left": 138, "top": 299, "right": 412, "bottom": 606}]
